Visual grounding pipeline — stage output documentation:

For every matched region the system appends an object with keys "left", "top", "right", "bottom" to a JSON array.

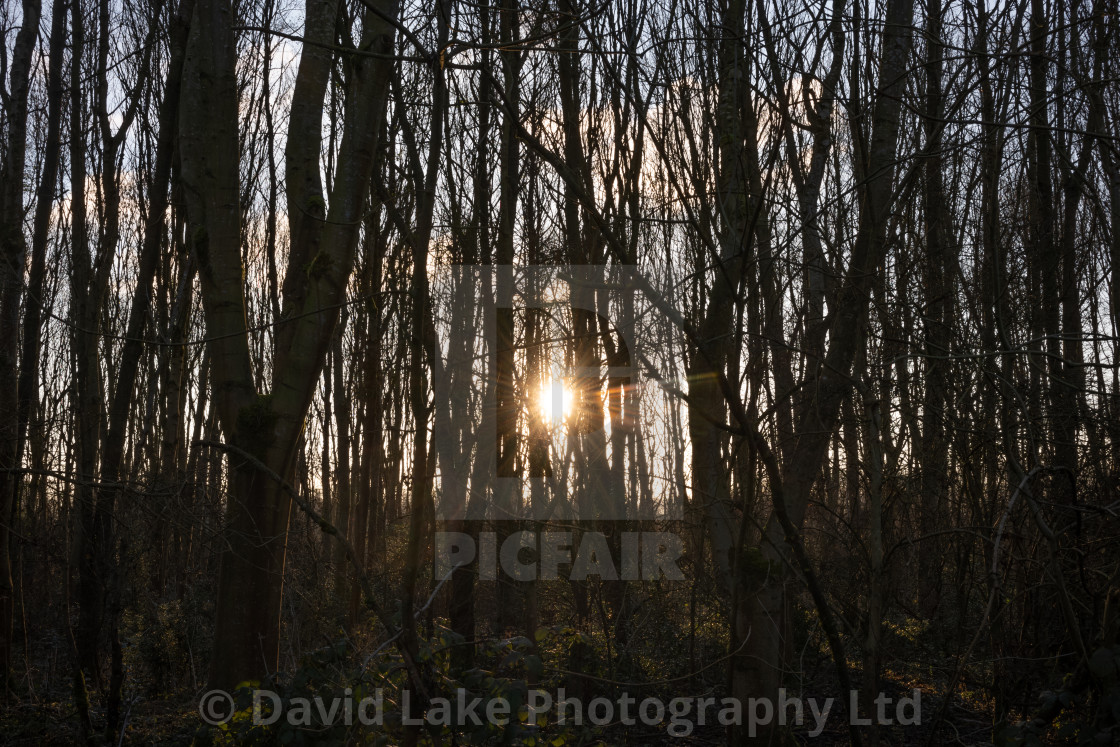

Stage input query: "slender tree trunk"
[
  {"left": 331, "top": 323, "right": 352, "bottom": 598},
  {"left": 918, "top": 0, "right": 950, "bottom": 619},
  {"left": 0, "top": 0, "right": 44, "bottom": 690}
]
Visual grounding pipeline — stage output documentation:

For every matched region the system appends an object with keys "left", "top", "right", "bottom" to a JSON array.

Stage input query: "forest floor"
[
  {"left": 0, "top": 662, "right": 1004, "bottom": 746},
  {"left": 0, "top": 589, "right": 1051, "bottom": 745}
]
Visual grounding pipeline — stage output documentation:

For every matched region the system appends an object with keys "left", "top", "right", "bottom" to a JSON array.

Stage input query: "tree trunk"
[
  {"left": 180, "top": 0, "right": 398, "bottom": 690},
  {"left": 0, "top": 0, "right": 41, "bottom": 690},
  {"left": 918, "top": 0, "right": 950, "bottom": 619}
]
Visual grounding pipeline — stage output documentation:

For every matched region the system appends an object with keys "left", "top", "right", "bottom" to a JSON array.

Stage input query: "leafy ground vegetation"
[{"left": 2, "top": 516, "right": 1116, "bottom": 745}]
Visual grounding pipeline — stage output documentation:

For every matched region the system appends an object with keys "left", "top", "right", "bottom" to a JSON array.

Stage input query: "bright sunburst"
[{"left": 539, "top": 378, "right": 575, "bottom": 423}]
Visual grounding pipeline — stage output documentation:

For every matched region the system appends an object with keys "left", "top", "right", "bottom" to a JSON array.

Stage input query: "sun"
[{"left": 539, "top": 378, "right": 574, "bottom": 423}]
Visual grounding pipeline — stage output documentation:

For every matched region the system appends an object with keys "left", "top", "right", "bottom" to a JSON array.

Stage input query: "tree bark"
[
  {"left": 180, "top": 0, "right": 399, "bottom": 690},
  {"left": 0, "top": 0, "right": 42, "bottom": 689}
]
